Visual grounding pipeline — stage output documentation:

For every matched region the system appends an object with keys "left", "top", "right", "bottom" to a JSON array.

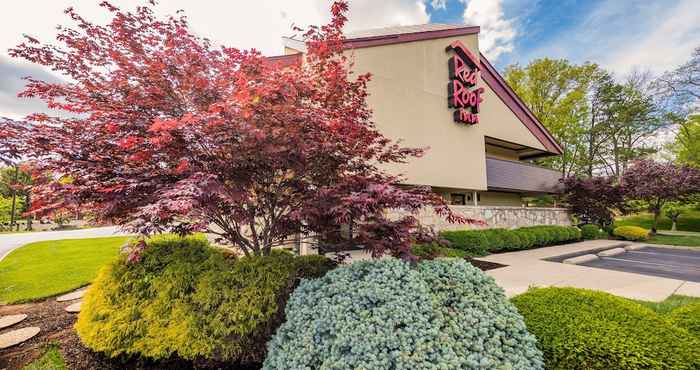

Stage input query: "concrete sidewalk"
[{"left": 476, "top": 240, "right": 700, "bottom": 302}]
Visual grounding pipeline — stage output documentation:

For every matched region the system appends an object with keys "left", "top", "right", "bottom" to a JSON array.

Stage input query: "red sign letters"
[{"left": 446, "top": 41, "right": 484, "bottom": 125}]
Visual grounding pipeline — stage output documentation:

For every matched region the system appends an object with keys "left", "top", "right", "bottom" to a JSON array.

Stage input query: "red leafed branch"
[
  {"left": 10, "top": 1, "right": 479, "bottom": 258},
  {"left": 0, "top": 117, "right": 24, "bottom": 165}
]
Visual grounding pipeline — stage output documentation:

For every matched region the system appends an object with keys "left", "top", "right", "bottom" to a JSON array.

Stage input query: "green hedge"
[
  {"left": 264, "top": 259, "right": 543, "bottom": 369},
  {"left": 439, "top": 230, "right": 489, "bottom": 256},
  {"left": 411, "top": 243, "right": 471, "bottom": 259},
  {"left": 580, "top": 224, "right": 599, "bottom": 240},
  {"left": 441, "top": 225, "right": 581, "bottom": 254},
  {"left": 75, "top": 235, "right": 334, "bottom": 364},
  {"left": 511, "top": 287, "right": 700, "bottom": 370},
  {"left": 668, "top": 302, "right": 700, "bottom": 338}
]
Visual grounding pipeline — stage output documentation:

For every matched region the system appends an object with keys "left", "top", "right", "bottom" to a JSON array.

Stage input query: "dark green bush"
[
  {"left": 440, "top": 230, "right": 489, "bottom": 256},
  {"left": 669, "top": 302, "right": 700, "bottom": 338},
  {"left": 264, "top": 259, "right": 544, "bottom": 369},
  {"left": 438, "top": 225, "right": 580, "bottom": 256},
  {"left": 482, "top": 228, "right": 509, "bottom": 252},
  {"left": 76, "top": 235, "right": 334, "bottom": 363},
  {"left": 513, "top": 229, "right": 535, "bottom": 249},
  {"left": 512, "top": 287, "right": 700, "bottom": 370},
  {"left": 501, "top": 230, "right": 523, "bottom": 251},
  {"left": 580, "top": 224, "right": 599, "bottom": 240}
]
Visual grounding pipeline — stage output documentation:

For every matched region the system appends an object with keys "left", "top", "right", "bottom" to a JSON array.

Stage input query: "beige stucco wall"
[{"left": 346, "top": 34, "right": 546, "bottom": 191}]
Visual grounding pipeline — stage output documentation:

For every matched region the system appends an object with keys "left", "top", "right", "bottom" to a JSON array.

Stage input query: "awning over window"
[{"left": 486, "top": 157, "right": 563, "bottom": 194}]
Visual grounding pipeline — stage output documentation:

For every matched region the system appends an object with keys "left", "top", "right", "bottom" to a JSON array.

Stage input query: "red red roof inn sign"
[{"left": 447, "top": 41, "right": 485, "bottom": 125}]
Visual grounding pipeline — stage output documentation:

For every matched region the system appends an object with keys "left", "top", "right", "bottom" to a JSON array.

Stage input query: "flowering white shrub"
[{"left": 264, "top": 258, "right": 543, "bottom": 369}]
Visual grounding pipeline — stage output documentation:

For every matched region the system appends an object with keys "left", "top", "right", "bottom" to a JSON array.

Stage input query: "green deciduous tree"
[
  {"left": 506, "top": 60, "right": 666, "bottom": 178},
  {"left": 505, "top": 59, "right": 593, "bottom": 177},
  {"left": 669, "top": 114, "right": 700, "bottom": 167}
]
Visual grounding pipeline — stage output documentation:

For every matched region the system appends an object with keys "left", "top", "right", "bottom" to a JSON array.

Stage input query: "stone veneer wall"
[{"left": 407, "top": 206, "right": 572, "bottom": 231}]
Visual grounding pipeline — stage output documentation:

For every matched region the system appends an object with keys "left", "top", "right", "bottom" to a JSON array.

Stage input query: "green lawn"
[
  {"left": 646, "top": 233, "right": 700, "bottom": 247},
  {"left": 0, "top": 236, "right": 129, "bottom": 304},
  {"left": 616, "top": 210, "right": 700, "bottom": 232},
  {"left": 635, "top": 295, "right": 700, "bottom": 314}
]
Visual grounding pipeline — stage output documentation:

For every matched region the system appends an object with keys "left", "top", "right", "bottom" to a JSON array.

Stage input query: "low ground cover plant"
[
  {"left": 441, "top": 225, "right": 580, "bottom": 254},
  {"left": 264, "top": 258, "right": 543, "bottom": 369},
  {"left": 668, "top": 302, "right": 700, "bottom": 338},
  {"left": 75, "top": 235, "right": 334, "bottom": 365},
  {"left": 511, "top": 287, "right": 700, "bottom": 370},
  {"left": 613, "top": 225, "right": 649, "bottom": 241}
]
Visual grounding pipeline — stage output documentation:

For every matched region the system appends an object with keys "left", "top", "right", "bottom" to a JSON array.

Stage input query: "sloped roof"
[
  {"left": 275, "top": 24, "right": 563, "bottom": 156},
  {"left": 345, "top": 24, "right": 473, "bottom": 39}
]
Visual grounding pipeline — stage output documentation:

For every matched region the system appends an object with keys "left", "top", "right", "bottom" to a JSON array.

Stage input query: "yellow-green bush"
[
  {"left": 613, "top": 225, "right": 649, "bottom": 241},
  {"left": 511, "top": 287, "right": 700, "bottom": 369},
  {"left": 669, "top": 302, "right": 700, "bottom": 338},
  {"left": 75, "top": 235, "right": 334, "bottom": 364}
]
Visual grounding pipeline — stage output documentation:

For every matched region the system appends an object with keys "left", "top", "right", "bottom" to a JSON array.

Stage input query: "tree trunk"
[
  {"left": 651, "top": 211, "right": 660, "bottom": 235},
  {"left": 671, "top": 219, "right": 677, "bottom": 231},
  {"left": 9, "top": 166, "right": 18, "bottom": 228},
  {"left": 25, "top": 193, "right": 32, "bottom": 231}
]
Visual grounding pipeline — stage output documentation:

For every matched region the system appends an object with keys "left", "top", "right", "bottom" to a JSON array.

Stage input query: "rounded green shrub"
[
  {"left": 613, "top": 225, "right": 649, "bottom": 241},
  {"left": 411, "top": 243, "right": 470, "bottom": 259},
  {"left": 501, "top": 230, "right": 523, "bottom": 251},
  {"left": 525, "top": 227, "right": 549, "bottom": 247},
  {"left": 440, "top": 230, "right": 489, "bottom": 256},
  {"left": 264, "top": 259, "right": 543, "bottom": 370},
  {"left": 669, "top": 302, "right": 700, "bottom": 338},
  {"left": 511, "top": 287, "right": 700, "bottom": 370},
  {"left": 580, "top": 224, "right": 599, "bottom": 240},
  {"left": 567, "top": 226, "right": 582, "bottom": 241},
  {"left": 76, "top": 235, "right": 334, "bottom": 363},
  {"left": 514, "top": 229, "right": 536, "bottom": 249},
  {"left": 482, "top": 228, "right": 509, "bottom": 252}
]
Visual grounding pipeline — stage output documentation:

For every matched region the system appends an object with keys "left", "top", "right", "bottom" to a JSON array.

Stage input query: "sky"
[{"left": 0, "top": 0, "right": 699, "bottom": 120}]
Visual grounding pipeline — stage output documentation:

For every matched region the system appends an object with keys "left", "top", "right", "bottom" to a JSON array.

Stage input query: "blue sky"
[
  {"left": 427, "top": 0, "right": 699, "bottom": 74},
  {"left": 0, "top": 0, "right": 698, "bottom": 119}
]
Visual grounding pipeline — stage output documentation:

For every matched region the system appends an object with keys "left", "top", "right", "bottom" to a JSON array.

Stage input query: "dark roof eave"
[{"left": 479, "top": 54, "right": 563, "bottom": 155}]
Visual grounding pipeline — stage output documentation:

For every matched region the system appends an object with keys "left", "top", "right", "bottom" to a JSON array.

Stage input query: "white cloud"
[
  {"left": 328, "top": 0, "right": 429, "bottom": 32},
  {"left": 521, "top": 0, "right": 700, "bottom": 76},
  {"left": 461, "top": 0, "right": 516, "bottom": 61},
  {"left": 430, "top": 0, "right": 448, "bottom": 10},
  {"left": 600, "top": 0, "right": 700, "bottom": 75}
]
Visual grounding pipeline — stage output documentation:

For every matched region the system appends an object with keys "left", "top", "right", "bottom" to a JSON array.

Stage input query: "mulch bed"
[
  {"left": 0, "top": 298, "right": 260, "bottom": 370},
  {"left": 466, "top": 257, "right": 508, "bottom": 271}
]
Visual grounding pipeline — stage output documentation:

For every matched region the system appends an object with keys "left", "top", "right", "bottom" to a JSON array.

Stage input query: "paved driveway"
[
  {"left": 476, "top": 240, "right": 700, "bottom": 302},
  {"left": 0, "top": 226, "right": 130, "bottom": 262}
]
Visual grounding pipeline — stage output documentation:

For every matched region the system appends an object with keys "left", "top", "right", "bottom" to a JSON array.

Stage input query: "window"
[{"left": 450, "top": 194, "right": 466, "bottom": 205}]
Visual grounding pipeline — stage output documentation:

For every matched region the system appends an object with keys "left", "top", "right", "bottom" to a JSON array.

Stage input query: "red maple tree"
[
  {"left": 11, "top": 1, "right": 476, "bottom": 257},
  {"left": 621, "top": 159, "right": 700, "bottom": 234},
  {"left": 0, "top": 117, "right": 23, "bottom": 165}
]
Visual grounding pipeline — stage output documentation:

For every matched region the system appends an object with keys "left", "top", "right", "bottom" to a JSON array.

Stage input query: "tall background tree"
[
  {"left": 657, "top": 46, "right": 700, "bottom": 111},
  {"left": 668, "top": 114, "right": 700, "bottom": 167},
  {"left": 505, "top": 59, "right": 592, "bottom": 177},
  {"left": 10, "top": 1, "right": 474, "bottom": 258},
  {"left": 505, "top": 61, "right": 667, "bottom": 178}
]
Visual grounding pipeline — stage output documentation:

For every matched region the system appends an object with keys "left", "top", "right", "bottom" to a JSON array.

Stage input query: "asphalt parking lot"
[{"left": 578, "top": 246, "right": 700, "bottom": 283}]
